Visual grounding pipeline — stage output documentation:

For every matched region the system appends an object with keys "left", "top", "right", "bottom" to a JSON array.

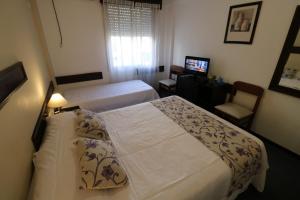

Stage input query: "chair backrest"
[
  {"left": 169, "top": 65, "right": 184, "bottom": 79},
  {"left": 229, "top": 81, "right": 264, "bottom": 114},
  {"left": 176, "top": 74, "right": 201, "bottom": 104}
]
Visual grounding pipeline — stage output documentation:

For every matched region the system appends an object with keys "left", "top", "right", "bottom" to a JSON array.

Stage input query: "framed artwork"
[{"left": 224, "top": 1, "right": 262, "bottom": 44}]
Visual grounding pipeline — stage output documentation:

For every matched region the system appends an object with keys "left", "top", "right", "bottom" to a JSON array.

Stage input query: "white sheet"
[
  {"left": 30, "top": 98, "right": 268, "bottom": 200},
  {"left": 63, "top": 80, "right": 159, "bottom": 112}
]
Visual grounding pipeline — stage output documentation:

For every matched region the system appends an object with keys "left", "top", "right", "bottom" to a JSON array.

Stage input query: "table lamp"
[{"left": 48, "top": 93, "right": 67, "bottom": 114}]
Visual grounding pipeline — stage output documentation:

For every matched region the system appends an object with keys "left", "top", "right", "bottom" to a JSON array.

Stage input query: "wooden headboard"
[
  {"left": 0, "top": 62, "right": 28, "bottom": 109},
  {"left": 31, "top": 81, "right": 54, "bottom": 151}
]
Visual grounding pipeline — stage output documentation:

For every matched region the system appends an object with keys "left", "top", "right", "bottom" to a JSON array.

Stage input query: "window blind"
[
  {"left": 106, "top": 3, "right": 153, "bottom": 36},
  {"left": 101, "top": 0, "right": 162, "bottom": 9}
]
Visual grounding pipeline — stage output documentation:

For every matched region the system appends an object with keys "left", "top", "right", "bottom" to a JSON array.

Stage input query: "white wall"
[
  {"left": 0, "top": 0, "right": 50, "bottom": 199},
  {"left": 170, "top": 0, "right": 300, "bottom": 154},
  {"left": 35, "top": 0, "right": 110, "bottom": 89},
  {"left": 34, "top": 0, "right": 172, "bottom": 90}
]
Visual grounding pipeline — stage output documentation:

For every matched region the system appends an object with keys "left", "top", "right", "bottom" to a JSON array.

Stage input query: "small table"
[
  {"left": 60, "top": 106, "right": 80, "bottom": 112},
  {"left": 197, "top": 82, "right": 231, "bottom": 112}
]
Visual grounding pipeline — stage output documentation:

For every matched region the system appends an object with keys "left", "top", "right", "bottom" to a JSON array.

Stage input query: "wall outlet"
[{"left": 159, "top": 65, "right": 164, "bottom": 72}]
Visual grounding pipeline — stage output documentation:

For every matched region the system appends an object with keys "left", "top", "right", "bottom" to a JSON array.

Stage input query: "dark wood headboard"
[
  {"left": 31, "top": 81, "right": 54, "bottom": 151},
  {"left": 0, "top": 62, "right": 28, "bottom": 109},
  {"left": 55, "top": 72, "right": 103, "bottom": 85}
]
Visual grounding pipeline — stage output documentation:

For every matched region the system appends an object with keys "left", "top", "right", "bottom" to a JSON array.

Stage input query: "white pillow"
[{"left": 29, "top": 115, "right": 62, "bottom": 200}]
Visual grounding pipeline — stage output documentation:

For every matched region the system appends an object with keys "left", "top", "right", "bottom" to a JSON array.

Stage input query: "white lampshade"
[{"left": 48, "top": 93, "right": 68, "bottom": 108}]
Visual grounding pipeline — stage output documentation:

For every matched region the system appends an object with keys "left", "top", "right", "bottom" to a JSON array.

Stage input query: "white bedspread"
[
  {"left": 63, "top": 80, "right": 159, "bottom": 112},
  {"left": 30, "top": 100, "right": 268, "bottom": 200}
]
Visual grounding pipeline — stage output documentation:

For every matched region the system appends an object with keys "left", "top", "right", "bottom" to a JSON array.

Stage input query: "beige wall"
[
  {"left": 34, "top": 0, "right": 172, "bottom": 90},
  {"left": 170, "top": 0, "right": 300, "bottom": 154},
  {"left": 0, "top": 0, "right": 50, "bottom": 199},
  {"left": 35, "top": 0, "right": 110, "bottom": 90}
]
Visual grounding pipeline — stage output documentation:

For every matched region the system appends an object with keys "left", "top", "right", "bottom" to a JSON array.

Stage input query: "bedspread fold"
[{"left": 151, "top": 96, "right": 263, "bottom": 196}]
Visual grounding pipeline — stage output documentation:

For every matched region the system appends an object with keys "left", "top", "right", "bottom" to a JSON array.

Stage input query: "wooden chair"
[
  {"left": 159, "top": 65, "right": 184, "bottom": 92},
  {"left": 214, "top": 81, "right": 264, "bottom": 130}
]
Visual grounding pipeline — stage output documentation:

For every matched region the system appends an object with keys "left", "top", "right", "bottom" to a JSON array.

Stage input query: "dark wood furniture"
[
  {"left": 159, "top": 65, "right": 184, "bottom": 93},
  {"left": 176, "top": 74, "right": 230, "bottom": 111},
  {"left": 56, "top": 72, "right": 103, "bottom": 85},
  {"left": 198, "top": 81, "right": 230, "bottom": 112},
  {"left": 215, "top": 81, "right": 264, "bottom": 130},
  {"left": 60, "top": 106, "right": 80, "bottom": 113},
  {"left": 53, "top": 105, "right": 80, "bottom": 115},
  {"left": 0, "top": 62, "right": 27, "bottom": 109},
  {"left": 176, "top": 74, "right": 202, "bottom": 103},
  {"left": 32, "top": 81, "right": 54, "bottom": 151}
]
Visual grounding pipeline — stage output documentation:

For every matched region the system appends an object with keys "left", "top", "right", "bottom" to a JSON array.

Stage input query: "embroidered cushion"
[
  {"left": 74, "top": 109, "right": 109, "bottom": 140},
  {"left": 75, "top": 138, "right": 128, "bottom": 190}
]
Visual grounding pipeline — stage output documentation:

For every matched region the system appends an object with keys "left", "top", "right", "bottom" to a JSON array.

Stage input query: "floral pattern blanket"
[{"left": 151, "top": 96, "right": 262, "bottom": 196}]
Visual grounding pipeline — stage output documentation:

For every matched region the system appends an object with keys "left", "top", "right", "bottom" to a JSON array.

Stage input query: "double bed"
[
  {"left": 63, "top": 80, "right": 159, "bottom": 112},
  {"left": 29, "top": 93, "right": 268, "bottom": 200}
]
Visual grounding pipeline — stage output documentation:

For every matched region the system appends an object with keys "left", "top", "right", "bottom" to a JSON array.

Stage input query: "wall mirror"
[{"left": 269, "top": 6, "right": 300, "bottom": 98}]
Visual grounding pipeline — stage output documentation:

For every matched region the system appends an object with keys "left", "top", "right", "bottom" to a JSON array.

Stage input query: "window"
[{"left": 103, "top": 1, "right": 161, "bottom": 82}]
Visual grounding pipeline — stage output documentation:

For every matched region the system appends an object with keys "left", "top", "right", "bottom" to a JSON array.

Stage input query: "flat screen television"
[{"left": 185, "top": 56, "right": 210, "bottom": 76}]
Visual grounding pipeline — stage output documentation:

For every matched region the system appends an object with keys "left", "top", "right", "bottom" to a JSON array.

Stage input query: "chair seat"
[
  {"left": 159, "top": 79, "right": 176, "bottom": 87},
  {"left": 215, "top": 103, "right": 253, "bottom": 119}
]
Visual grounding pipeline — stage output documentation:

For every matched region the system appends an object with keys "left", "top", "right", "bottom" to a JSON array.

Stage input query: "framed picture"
[{"left": 224, "top": 1, "right": 262, "bottom": 44}]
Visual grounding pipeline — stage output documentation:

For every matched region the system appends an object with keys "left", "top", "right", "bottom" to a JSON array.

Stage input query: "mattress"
[
  {"left": 63, "top": 80, "right": 160, "bottom": 112},
  {"left": 29, "top": 96, "right": 268, "bottom": 200}
]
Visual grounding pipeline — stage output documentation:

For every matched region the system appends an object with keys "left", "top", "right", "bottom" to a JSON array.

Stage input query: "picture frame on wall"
[{"left": 224, "top": 1, "right": 262, "bottom": 44}]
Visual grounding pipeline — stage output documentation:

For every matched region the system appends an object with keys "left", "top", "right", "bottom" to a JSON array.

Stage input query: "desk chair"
[
  {"left": 214, "top": 81, "right": 264, "bottom": 130},
  {"left": 159, "top": 65, "right": 184, "bottom": 93}
]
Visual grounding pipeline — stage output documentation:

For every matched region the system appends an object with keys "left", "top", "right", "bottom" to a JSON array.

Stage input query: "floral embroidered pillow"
[
  {"left": 75, "top": 138, "right": 128, "bottom": 190},
  {"left": 74, "top": 109, "right": 109, "bottom": 140}
]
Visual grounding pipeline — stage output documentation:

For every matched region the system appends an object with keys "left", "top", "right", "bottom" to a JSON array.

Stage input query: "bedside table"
[
  {"left": 48, "top": 106, "right": 80, "bottom": 116},
  {"left": 60, "top": 106, "right": 80, "bottom": 113}
]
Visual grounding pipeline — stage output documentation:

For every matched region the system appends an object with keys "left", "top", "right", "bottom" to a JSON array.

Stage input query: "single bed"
[
  {"left": 29, "top": 95, "right": 268, "bottom": 200},
  {"left": 63, "top": 80, "right": 160, "bottom": 112}
]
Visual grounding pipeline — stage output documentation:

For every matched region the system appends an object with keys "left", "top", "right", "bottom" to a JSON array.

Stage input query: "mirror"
[
  {"left": 279, "top": 54, "right": 300, "bottom": 90},
  {"left": 269, "top": 6, "right": 300, "bottom": 98},
  {"left": 294, "top": 30, "right": 300, "bottom": 47}
]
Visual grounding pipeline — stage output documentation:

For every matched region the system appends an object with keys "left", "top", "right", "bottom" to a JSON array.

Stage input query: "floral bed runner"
[{"left": 151, "top": 96, "right": 262, "bottom": 196}]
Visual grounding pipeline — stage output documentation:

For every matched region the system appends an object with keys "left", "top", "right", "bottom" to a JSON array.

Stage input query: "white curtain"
[{"left": 102, "top": 0, "right": 161, "bottom": 85}]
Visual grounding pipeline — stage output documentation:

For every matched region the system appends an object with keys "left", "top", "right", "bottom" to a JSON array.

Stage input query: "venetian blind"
[
  {"left": 102, "top": 0, "right": 161, "bottom": 84},
  {"left": 106, "top": 3, "right": 153, "bottom": 37}
]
